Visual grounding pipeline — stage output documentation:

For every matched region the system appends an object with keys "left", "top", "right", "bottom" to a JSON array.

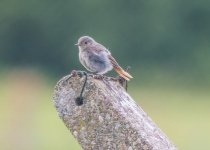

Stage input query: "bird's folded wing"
[
  {"left": 108, "top": 55, "right": 120, "bottom": 68},
  {"left": 88, "top": 52, "right": 105, "bottom": 64}
]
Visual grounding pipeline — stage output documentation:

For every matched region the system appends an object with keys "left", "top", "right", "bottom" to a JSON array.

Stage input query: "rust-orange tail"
[
  {"left": 113, "top": 66, "right": 133, "bottom": 81},
  {"left": 108, "top": 54, "right": 133, "bottom": 81}
]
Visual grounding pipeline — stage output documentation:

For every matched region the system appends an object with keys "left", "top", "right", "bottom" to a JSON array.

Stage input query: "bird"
[{"left": 75, "top": 36, "right": 133, "bottom": 81}]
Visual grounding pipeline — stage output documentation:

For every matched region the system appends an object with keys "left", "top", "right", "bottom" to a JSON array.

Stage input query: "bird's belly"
[
  {"left": 97, "top": 65, "right": 113, "bottom": 74},
  {"left": 90, "top": 63, "right": 112, "bottom": 74},
  {"left": 79, "top": 52, "right": 93, "bottom": 72}
]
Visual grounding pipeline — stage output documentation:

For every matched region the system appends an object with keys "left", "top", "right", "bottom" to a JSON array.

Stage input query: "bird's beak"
[{"left": 75, "top": 43, "right": 79, "bottom": 46}]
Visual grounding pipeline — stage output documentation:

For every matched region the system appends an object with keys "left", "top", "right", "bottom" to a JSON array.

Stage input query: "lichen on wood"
[{"left": 53, "top": 70, "right": 177, "bottom": 150}]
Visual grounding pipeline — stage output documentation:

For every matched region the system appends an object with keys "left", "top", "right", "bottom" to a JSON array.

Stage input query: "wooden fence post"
[{"left": 53, "top": 70, "right": 177, "bottom": 150}]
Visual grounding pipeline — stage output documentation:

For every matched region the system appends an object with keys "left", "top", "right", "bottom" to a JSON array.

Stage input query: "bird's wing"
[
  {"left": 91, "top": 43, "right": 111, "bottom": 54},
  {"left": 88, "top": 44, "right": 110, "bottom": 65},
  {"left": 108, "top": 55, "right": 120, "bottom": 68},
  {"left": 89, "top": 52, "right": 105, "bottom": 64}
]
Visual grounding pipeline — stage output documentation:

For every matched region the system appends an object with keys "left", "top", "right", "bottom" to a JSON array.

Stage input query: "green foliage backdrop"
[{"left": 1, "top": 0, "right": 210, "bottom": 80}]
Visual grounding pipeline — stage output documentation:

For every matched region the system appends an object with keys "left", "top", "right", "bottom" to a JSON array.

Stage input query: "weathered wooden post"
[{"left": 53, "top": 70, "right": 177, "bottom": 150}]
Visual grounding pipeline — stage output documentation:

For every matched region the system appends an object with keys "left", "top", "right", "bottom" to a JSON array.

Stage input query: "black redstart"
[{"left": 75, "top": 36, "right": 133, "bottom": 81}]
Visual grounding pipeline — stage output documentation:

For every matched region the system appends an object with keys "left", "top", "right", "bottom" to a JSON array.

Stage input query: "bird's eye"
[{"left": 85, "top": 41, "right": 87, "bottom": 44}]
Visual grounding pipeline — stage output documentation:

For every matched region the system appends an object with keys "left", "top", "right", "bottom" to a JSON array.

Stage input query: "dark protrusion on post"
[
  {"left": 118, "top": 66, "right": 131, "bottom": 91},
  {"left": 75, "top": 71, "right": 87, "bottom": 106},
  {"left": 75, "top": 96, "right": 84, "bottom": 106}
]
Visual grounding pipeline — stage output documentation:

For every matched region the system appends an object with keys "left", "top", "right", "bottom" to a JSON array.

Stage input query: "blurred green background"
[{"left": 0, "top": 0, "right": 210, "bottom": 149}]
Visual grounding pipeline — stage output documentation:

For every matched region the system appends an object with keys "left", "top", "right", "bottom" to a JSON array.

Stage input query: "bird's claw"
[
  {"left": 77, "top": 71, "right": 87, "bottom": 77},
  {"left": 94, "top": 74, "right": 104, "bottom": 80}
]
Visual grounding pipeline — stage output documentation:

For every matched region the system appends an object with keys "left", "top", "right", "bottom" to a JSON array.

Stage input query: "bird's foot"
[
  {"left": 65, "top": 70, "right": 86, "bottom": 82},
  {"left": 76, "top": 70, "right": 87, "bottom": 77},
  {"left": 93, "top": 74, "right": 104, "bottom": 80}
]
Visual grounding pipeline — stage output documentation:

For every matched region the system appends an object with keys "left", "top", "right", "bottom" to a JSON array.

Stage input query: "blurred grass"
[
  {"left": 130, "top": 85, "right": 210, "bottom": 150},
  {"left": 0, "top": 69, "right": 81, "bottom": 150},
  {"left": 0, "top": 69, "right": 210, "bottom": 150}
]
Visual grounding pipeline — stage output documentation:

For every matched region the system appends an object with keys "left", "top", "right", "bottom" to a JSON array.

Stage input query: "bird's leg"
[{"left": 75, "top": 71, "right": 88, "bottom": 106}]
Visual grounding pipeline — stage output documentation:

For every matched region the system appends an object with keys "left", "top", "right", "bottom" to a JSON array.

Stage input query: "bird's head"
[{"left": 75, "top": 36, "right": 95, "bottom": 49}]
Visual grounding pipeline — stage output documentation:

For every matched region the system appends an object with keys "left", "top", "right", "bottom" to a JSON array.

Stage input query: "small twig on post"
[
  {"left": 53, "top": 70, "right": 177, "bottom": 150},
  {"left": 117, "top": 66, "right": 131, "bottom": 91}
]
